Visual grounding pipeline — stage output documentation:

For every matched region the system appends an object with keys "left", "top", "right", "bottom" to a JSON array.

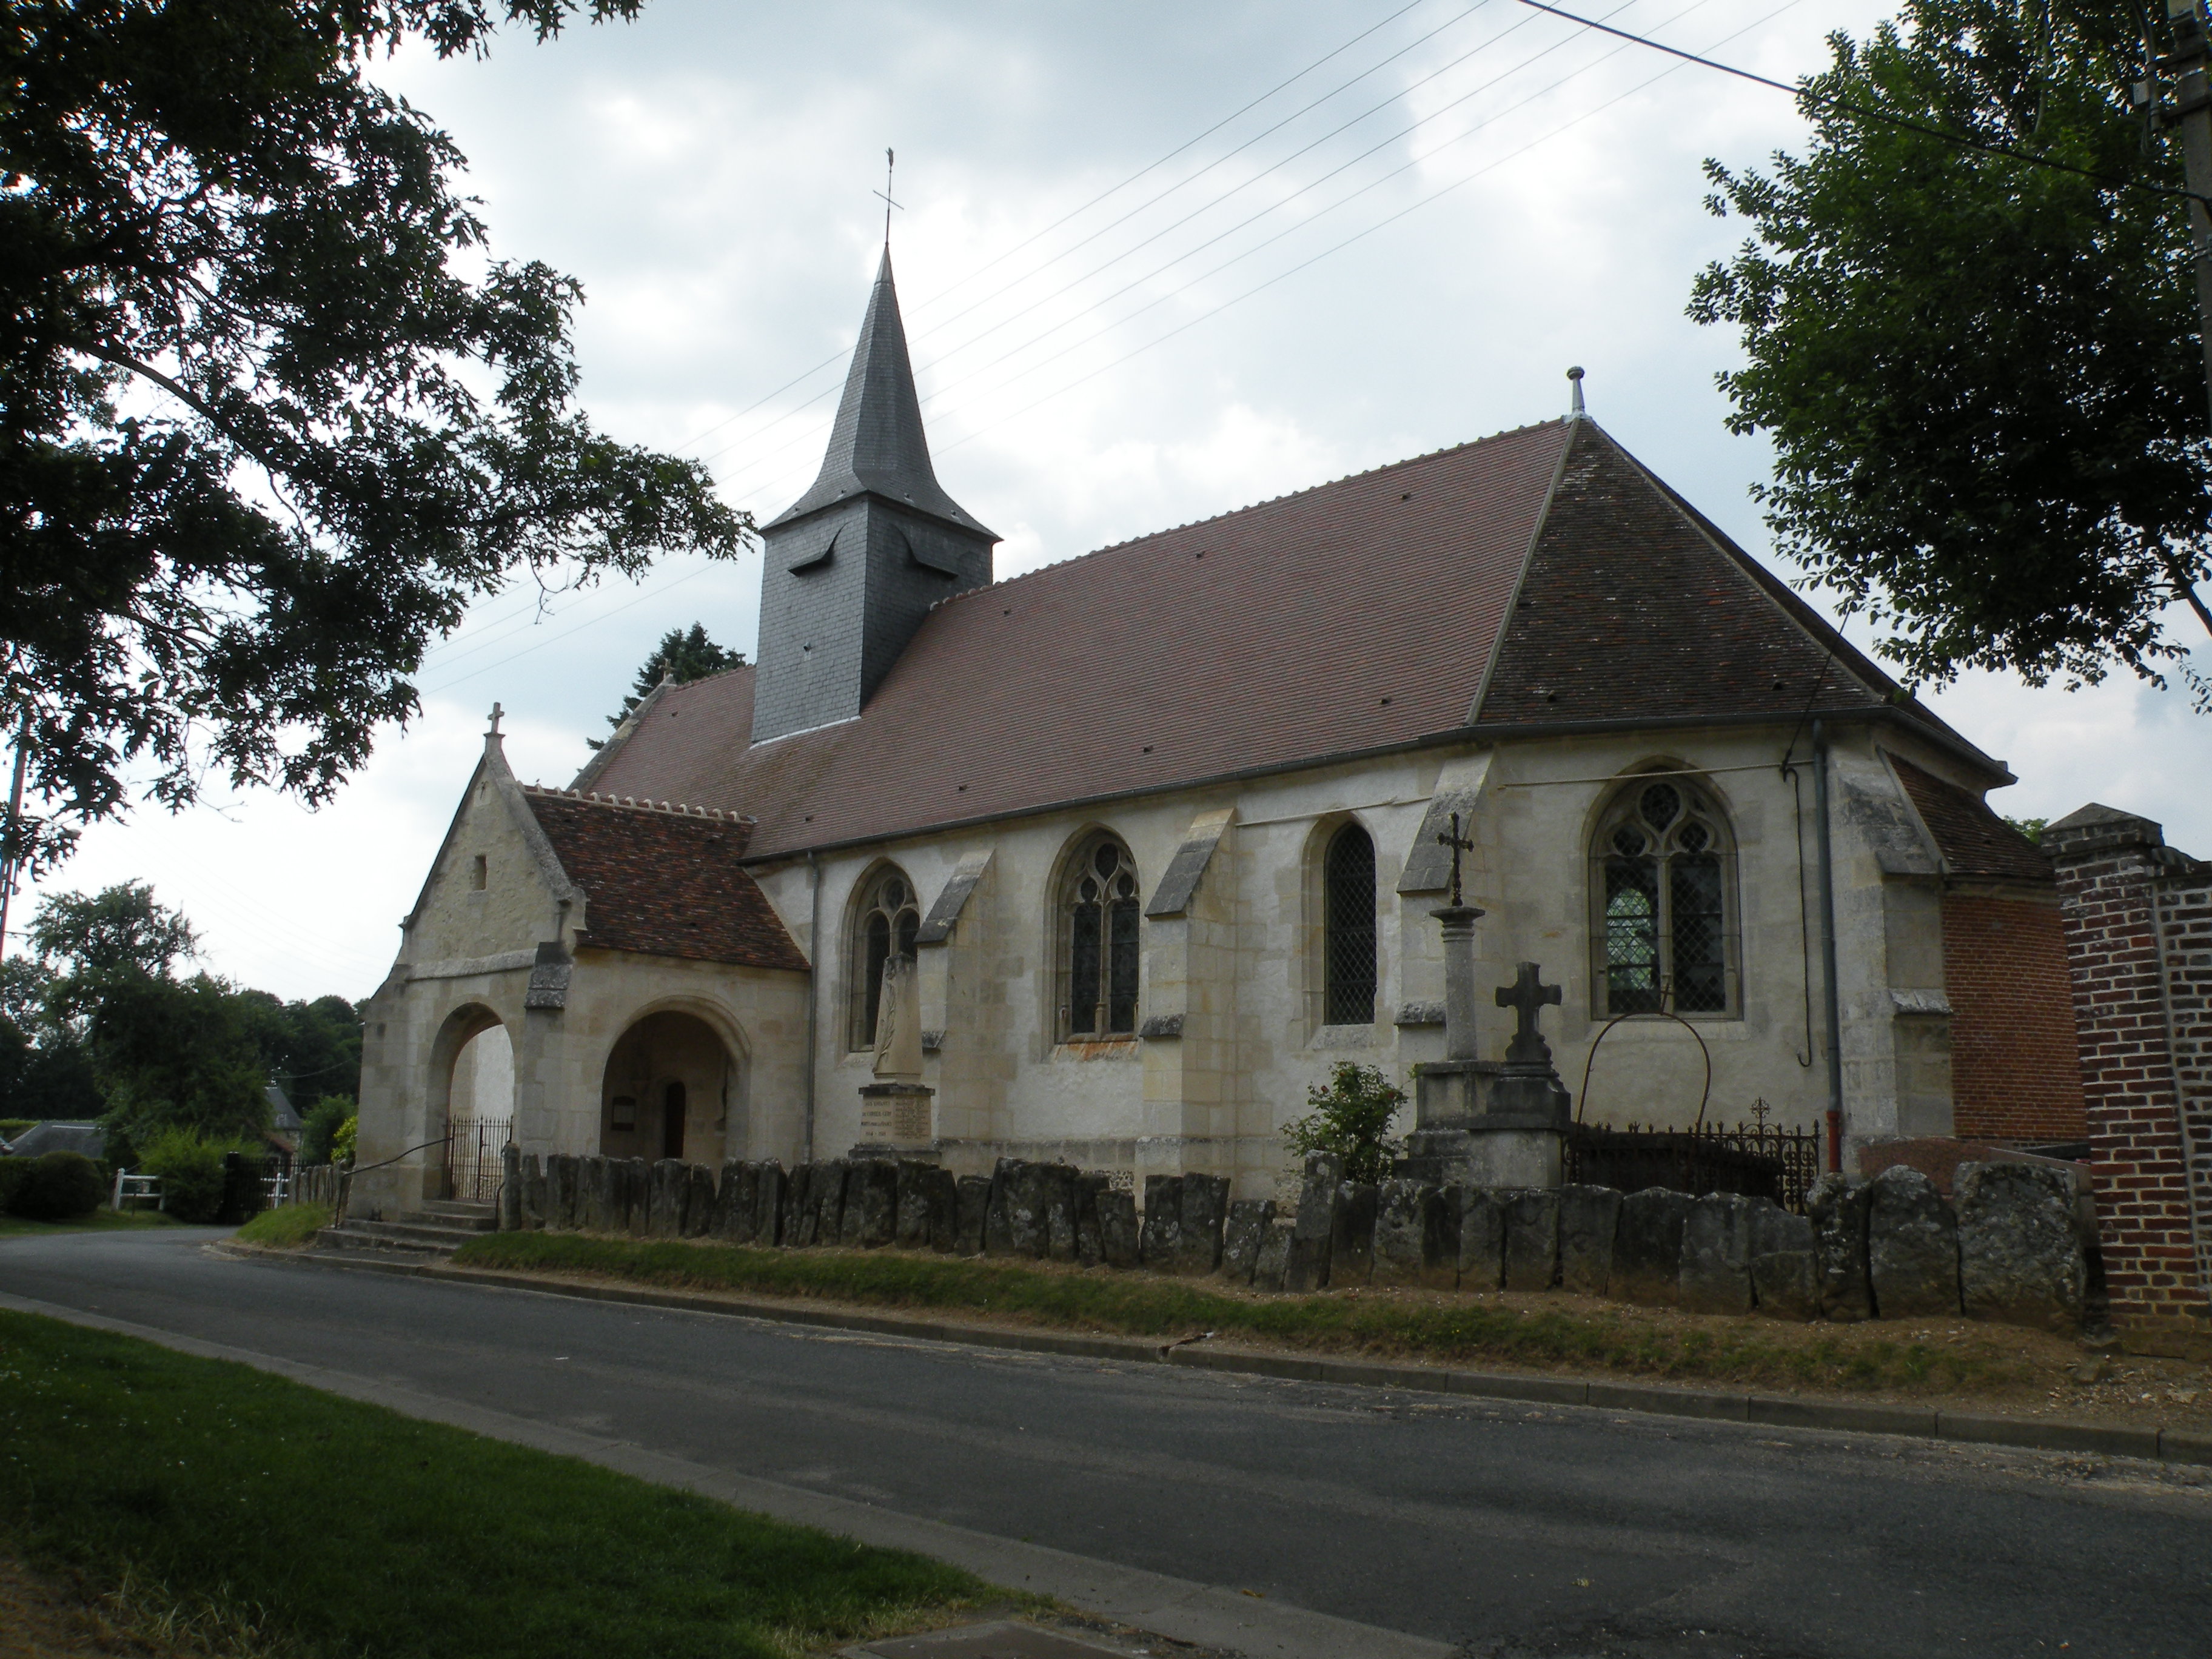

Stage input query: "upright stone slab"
[
  {"left": 1558, "top": 1184, "right": 1622, "bottom": 1297},
  {"left": 852, "top": 1159, "right": 897, "bottom": 1247},
  {"left": 716, "top": 1162, "right": 755, "bottom": 1243},
  {"left": 925, "top": 1168, "right": 960, "bottom": 1253},
  {"left": 816, "top": 1159, "right": 850, "bottom": 1247},
  {"left": 1098, "top": 1188, "right": 1141, "bottom": 1267},
  {"left": 1955, "top": 1162, "right": 2085, "bottom": 1332},
  {"left": 622, "top": 1158, "right": 651, "bottom": 1236},
  {"left": 1139, "top": 1175, "right": 1184, "bottom": 1267},
  {"left": 1806, "top": 1173, "right": 1873, "bottom": 1321},
  {"left": 1008, "top": 1162, "right": 1051, "bottom": 1258},
  {"left": 1253, "top": 1216, "right": 1295, "bottom": 1292},
  {"left": 1175, "top": 1175, "right": 1230, "bottom": 1274},
  {"left": 1044, "top": 1164, "right": 1081, "bottom": 1262},
  {"left": 1614, "top": 1188, "right": 1691, "bottom": 1305},
  {"left": 1221, "top": 1199, "right": 1273, "bottom": 1285},
  {"left": 984, "top": 1159, "right": 1020, "bottom": 1255},
  {"left": 955, "top": 1174, "right": 991, "bottom": 1256},
  {"left": 645, "top": 1159, "right": 682, "bottom": 1238},
  {"left": 540, "top": 1155, "right": 571, "bottom": 1230},
  {"left": 578, "top": 1156, "right": 608, "bottom": 1232},
  {"left": 796, "top": 1168, "right": 831, "bottom": 1247},
  {"left": 752, "top": 1160, "right": 785, "bottom": 1246},
  {"left": 520, "top": 1155, "right": 546, "bottom": 1230},
  {"left": 1453, "top": 1186, "right": 1506, "bottom": 1290},
  {"left": 836, "top": 1162, "right": 874, "bottom": 1247},
  {"left": 682, "top": 1164, "right": 714, "bottom": 1237},
  {"left": 499, "top": 1144, "right": 523, "bottom": 1231},
  {"left": 1866, "top": 1164, "right": 1960, "bottom": 1318},
  {"left": 1373, "top": 1180, "right": 1447, "bottom": 1288},
  {"left": 894, "top": 1160, "right": 933, "bottom": 1249},
  {"left": 1330, "top": 1182, "right": 1378, "bottom": 1286},
  {"left": 1502, "top": 1189, "right": 1559, "bottom": 1292},
  {"left": 1283, "top": 1152, "right": 1342, "bottom": 1293},
  {"left": 1678, "top": 1192, "right": 1757, "bottom": 1315},
  {"left": 1074, "top": 1172, "right": 1108, "bottom": 1267},
  {"left": 1749, "top": 1202, "right": 1818, "bottom": 1321}
]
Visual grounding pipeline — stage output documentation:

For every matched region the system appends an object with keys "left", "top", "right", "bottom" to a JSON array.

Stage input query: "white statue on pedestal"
[{"left": 873, "top": 954, "right": 923, "bottom": 1079}]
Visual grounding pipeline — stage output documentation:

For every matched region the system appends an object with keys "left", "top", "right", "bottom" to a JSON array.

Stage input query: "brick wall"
[
  {"left": 2048, "top": 808, "right": 2212, "bottom": 1335},
  {"left": 1943, "top": 890, "right": 2086, "bottom": 1145}
]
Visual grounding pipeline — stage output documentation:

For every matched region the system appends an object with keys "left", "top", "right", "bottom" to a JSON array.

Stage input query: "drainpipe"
[
  {"left": 803, "top": 850, "right": 822, "bottom": 1164},
  {"left": 1812, "top": 721, "right": 1846, "bottom": 1174}
]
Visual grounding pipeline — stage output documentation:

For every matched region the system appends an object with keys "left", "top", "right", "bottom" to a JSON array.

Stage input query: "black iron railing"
[
  {"left": 443, "top": 1116, "right": 512, "bottom": 1205},
  {"left": 1565, "top": 1113, "right": 1823, "bottom": 1214}
]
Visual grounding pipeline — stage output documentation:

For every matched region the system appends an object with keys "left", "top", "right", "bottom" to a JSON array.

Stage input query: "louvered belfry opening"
[
  {"left": 1598, "top": 779, "right": 1732, "bottom": 1017},
  {"left": 1064, "top": 834, "right": 1140, "bottom": 1038},
  {"left": 1323, "top": 822, "right": 1378, "bottom": 1025}
]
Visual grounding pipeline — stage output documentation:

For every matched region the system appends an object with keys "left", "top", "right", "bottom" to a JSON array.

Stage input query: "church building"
[{"left": 352, "top": 252, "right": 2085, "bottom": 1216}]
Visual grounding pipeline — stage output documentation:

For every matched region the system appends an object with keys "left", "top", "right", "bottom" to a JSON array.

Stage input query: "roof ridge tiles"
[
  {"left": 520, "top": 782, "right": 756, "bottom": 825},
  {"left": 932, "top": 416, "right": 1572, "bottom": 613}
]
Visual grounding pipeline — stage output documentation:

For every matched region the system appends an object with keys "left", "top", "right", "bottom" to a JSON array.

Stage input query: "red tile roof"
[
  {"left": 580, "top": 419, "right": 1995, "bottom": 859},
  {"left": 519, "top": 788, "right": 808, "bottom": 970},
  {"left": 1890, "top": 757, "right": 2052, "bottom": 883}
]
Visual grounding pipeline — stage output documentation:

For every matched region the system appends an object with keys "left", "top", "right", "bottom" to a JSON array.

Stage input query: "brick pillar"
[{"left": 2047, "top": 805, "right": 2212, "bottom": 1337}]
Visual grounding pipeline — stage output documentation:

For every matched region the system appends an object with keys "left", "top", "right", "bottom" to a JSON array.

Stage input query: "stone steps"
[{"left": 315, "top": 1216, "right": 490, "bottom": 1258}]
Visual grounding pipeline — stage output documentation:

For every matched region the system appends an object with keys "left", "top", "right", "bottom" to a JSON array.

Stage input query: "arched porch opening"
[
  {"left": 424, "top": 1004, "right": 512, "bottom": 1202},
  {"left": 600, "top": 1008, "right": 743, "bottom": 1165}
]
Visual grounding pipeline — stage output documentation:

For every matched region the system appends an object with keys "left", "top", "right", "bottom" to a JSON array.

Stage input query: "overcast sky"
[{"left": 23, "top": 0, "right": 2212, "bottom": 1002}]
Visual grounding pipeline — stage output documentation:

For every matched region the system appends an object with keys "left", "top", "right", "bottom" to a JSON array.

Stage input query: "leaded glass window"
[
  {"left": 1593, "top": 778, "right": 1737, "bottom": 1017},
  {"left": 851, "top": 867, "right": 920, "bottom": 1049},
  {"left": 1061, "top": 834, "right": 1140, "bottom": 1038},
  {"left": 1322, "top": 822, "right": 1378, "bottom": 1025}
]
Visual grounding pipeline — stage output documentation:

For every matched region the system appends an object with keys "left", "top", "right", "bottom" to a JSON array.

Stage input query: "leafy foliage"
[
  {"left": 2, "top": 0, "right": 751, "bottom": 873},
  {"left": 8, "top": 1150, "right": 104, "bottom": 1220},
  {"left": 299, "top": 1095, "right": 353, "bottom": 1164},
  {"left": 1690, "top": 1, "right": 2212, "bottom": 702},
  {"left": 2002, "top": 814, "right": 2048, "bottom": 843},
  {"left": 138, "top": 1127, "right": 258, "bottom": 1223},
  {"left": 1281, "top": 1061, "right": 1408, "bottom": 1185},
  {"left": 589, "top": 622, "right": 745, "bottom": 745}
]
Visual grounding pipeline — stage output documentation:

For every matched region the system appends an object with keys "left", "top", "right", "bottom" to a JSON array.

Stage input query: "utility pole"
[
  {"left": 0, "top": 721, "right": 26, "bottom": 962},
  {"left": 2162, "top": 0, "right": 2212, "bottom": 429}
]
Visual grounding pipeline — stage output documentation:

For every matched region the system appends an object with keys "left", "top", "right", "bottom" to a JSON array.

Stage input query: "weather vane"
[{"left": 874, "top": 147, "right": 902, "bottom": 245}]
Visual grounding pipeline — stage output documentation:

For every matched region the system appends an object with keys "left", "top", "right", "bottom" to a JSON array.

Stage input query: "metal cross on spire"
[
  {"left": 874, "top": 147, "right": 902, "bottom": 246},
  {"left": 1436, "top": 811, "right": 1475, "bottom": 909}
]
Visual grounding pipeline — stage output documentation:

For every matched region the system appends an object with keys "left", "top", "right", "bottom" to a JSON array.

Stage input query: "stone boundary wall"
[
  {"left": 2048, "top": 809, "right": 2212, "bottom": 1337},
  {"left": 497, "top": 1148, "right": 2088, "bottom": 1335}
]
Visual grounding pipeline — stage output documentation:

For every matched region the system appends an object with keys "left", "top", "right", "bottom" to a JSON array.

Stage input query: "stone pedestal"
[
  {"left": 852, "top": 1081, "right": 938, "bottom": 1162},
  {"left": 1403, "top": 1061, "right": 1570, "bottom": 1188}
]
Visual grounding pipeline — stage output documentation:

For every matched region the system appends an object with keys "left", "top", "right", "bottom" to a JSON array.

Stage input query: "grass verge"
[
  {"left": 234, "top": 1202, "right": 330, "bottom": 1249},
  {"left": 0, "top": 1205, "right": 184, "bottom": 1241},
  {"left": 0, "top": 1309, "right": 994, "bottom": 1658},
  {"left": 454, "top": 1232, "right": 2029, "bottom": 1396}
]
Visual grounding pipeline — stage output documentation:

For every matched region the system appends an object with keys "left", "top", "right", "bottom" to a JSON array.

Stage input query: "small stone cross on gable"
[
  {"left": 1496, "top": 962, "right": 1562, "bottom": 1068},
  {"left": 1436, "top": 811, "right": 1475, "bottom": 909}
]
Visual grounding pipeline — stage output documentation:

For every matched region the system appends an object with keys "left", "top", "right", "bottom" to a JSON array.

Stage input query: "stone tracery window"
[
  {"left": 851, "top": 866, "right": 920, "bottom": 1050},
  {"left": 1059, "top": 833, "right": 1140, "bottom": 1039},
  {"left": 1322, "top": 822, "right": 1378, "bottom": 1025},
  {"left": 1592, "top": 777, "right": 1737, "bottom": 1017}
]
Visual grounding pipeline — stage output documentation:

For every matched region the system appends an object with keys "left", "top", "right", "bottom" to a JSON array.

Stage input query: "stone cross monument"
[{"left": 1401, "top": 823, "right": 1575, "bottom": 1188}]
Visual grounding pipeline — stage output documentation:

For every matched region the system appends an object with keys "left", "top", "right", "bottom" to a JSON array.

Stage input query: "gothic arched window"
[
  {"left": 1322, "top": 822, "right": 1378, "bottom": 1025},
  {"left": 1059, "top": 833, "right": 1140, "bottom": 1039},
  {"left": 1592, "top": 776, "right": 1738, "bottom": 1017},
  {"left": 851, "top": 866, "right": 920, "bottom": 1049}
]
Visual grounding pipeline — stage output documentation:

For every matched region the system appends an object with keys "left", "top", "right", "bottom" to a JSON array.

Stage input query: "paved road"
[{"left": 2, "top": 1229, "right": 2206, "bottom": 1659}]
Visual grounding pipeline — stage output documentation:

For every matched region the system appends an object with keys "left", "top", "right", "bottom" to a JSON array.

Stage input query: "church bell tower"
[{"left": 750, "top": 250, "right": 998, "bottom": 745}]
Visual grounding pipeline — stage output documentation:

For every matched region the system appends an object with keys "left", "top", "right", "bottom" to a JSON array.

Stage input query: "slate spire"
[
  {"left": 750, "top": 252, "right": 999, "bottom": 745},
  {"left": 766, "top": 250, "right": 992, "bottom": 537}
]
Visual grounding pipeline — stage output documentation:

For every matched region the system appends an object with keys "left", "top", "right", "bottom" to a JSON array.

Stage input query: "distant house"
[
  {"left": 4, "top": 1121, "right": 106, "bottom": 1161},
  {"left": 264, "top": 1084, "right": 304, "bottom": 1164}
]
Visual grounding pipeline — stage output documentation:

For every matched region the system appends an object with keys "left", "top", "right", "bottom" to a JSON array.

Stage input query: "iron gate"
[{"left": 443, "top": 1116, "right": 512, "bottom": 1205}]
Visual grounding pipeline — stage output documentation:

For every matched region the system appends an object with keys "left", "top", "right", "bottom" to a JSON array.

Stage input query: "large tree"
[
  {"left": 1691, "top": 0, "right": 2212, "bottom": 705},
  {"left": 589, "top": 620, "right": 742, "bottom": 745},
  {"left": 2, "top": 1, "right": 751, "bottom": 873}
]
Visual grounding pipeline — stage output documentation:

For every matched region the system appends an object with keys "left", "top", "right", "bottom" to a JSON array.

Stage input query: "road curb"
[{"left": 211, "top": 1241, "right": 2212, "bottom": 1469}]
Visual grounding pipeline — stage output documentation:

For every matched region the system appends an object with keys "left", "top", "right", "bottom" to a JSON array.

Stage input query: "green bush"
[
  {"left": 298, "top": 1096, "right": 352, "bottom": 1165},
  {"left": 332, "top": 1113, "right": 357, "bottom": 1165},
  {"left": 0, "top": 1158, "right": 28, "bottom": 1215},
  {"left": 140, "top": 1129, "right": 253, "bottom": 1224},
  {"left": 12, "top": 1151, "right": 105, "bottom": 1221},
  {"left": 1282, "top": 1061, "right": 1409, "bottom": 1184}
]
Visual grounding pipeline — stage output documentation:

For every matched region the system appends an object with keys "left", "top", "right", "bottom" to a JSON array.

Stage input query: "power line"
[{"left": 1519, "top": 0, "right": 2209, "bottom": 205}]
